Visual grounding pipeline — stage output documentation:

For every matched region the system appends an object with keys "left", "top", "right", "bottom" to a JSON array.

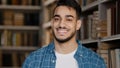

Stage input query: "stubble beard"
[{"left": 53, "top": 29, "right": 76, "bottom": 43}]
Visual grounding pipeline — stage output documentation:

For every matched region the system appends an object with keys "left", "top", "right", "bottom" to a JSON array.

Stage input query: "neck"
[{"left": 54, "top": 38, "right": 78, "bottom": 54}]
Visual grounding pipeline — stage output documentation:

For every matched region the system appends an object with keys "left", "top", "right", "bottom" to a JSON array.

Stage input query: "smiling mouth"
[{"left": 57, "top": 28, "right": 68, "bottom": 35}]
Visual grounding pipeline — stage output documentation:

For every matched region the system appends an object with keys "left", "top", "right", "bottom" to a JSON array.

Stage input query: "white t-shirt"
[{"left": 55, "top": 49, "right": 78, "bottom": 68}]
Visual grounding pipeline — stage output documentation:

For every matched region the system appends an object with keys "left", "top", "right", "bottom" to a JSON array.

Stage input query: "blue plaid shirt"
[{"left": 22, "top": 41, "right": 106, "bottom": 68}]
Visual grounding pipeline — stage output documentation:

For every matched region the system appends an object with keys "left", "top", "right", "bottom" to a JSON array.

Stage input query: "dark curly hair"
[{"left": 54, "top": 0, "right": 82, "bottom": 20}]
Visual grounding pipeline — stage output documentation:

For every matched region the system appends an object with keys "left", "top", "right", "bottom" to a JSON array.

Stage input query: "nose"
[{"left": 59, "top": 19, "right": 65, "bottom": 28}]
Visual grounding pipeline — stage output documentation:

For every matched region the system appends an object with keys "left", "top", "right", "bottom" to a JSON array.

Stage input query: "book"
[
  {"left": 107, "top": 8, "right": 112, "bottom": 36},
  {"left": 83, "top": 16, "right": 89, "bottom": 39},
  {"left": 12, "top": 0, "right": 18, "bottom": 5},
  {"left": 1, "top": 32, "right": 4, "bottom": 46},
  {"left": 0, "top": 33, "right": 1, "bottom": 46},
  {"left": 106, "top": 3, "right": 117, "bottom": 36},
  {"left": 22, "top": 0, "right": 28, "bottom": 5},
  {"left": 24, "top": 13, "right": 39, "bottom": 26},
  {"left": 115, "top": 49, "right": 120, "bottom": 68},
  {"left": 116, "top": 0, "right": 120, "bottom": 34},
  {"left": 7, "top": 31, "right": 12, "bottom": 46},
  {"left": 27, "top": 32, "right": 39, "bottom": 46},
  {"left": 21, "top": 32, "right": 38, "bottom": 46},
  {"left": 97, "top": 20, "right": 107, "bottom": 38},
  {"left": 87, "top": 15, "right": 93, "bottom": 39},
  {"left": 28, "top": 0, "right": 32, "bottom": 5},
  {"left": 33, "top": 32, "right": 39, "bottom": 46},
  {"left": 0, "top": 0, "right": 1, "bottom": 4},
  {"left": 12, "top": 53, "right": 18, "bottom": 67},
  {"left": 2, "top": 53, "right": 13, "bottom": 66},
  {"left": 0, "top": 51, "right": 2, "bottom": 66},
  {"left": 112, "top": 6, "right": 116, "bottom": 35},
  {"left": 17, "top": 53, "right": 25, "bottom": 66},
  {"left": 92, "top": 11, "right": 99, "bottom": 39},
  {"left": 80, "top": 17, "right": 85, "bottom": 40},
  {"left": 22, "top": 32, "right": 28, "bottom": 46},
  {"left": 17, "top": 52, "right": 30, "bottom": 66},
  {"left": 32, "top": 0, "right": 41, "bottom": 6},
  {"left": 1, "top": 30, "right": 8, "bottom": 46},
  {"left": 1, "top": 30, "right": 13, "bottom": 46},
  {"left": 0, "top": 11, "right": 3, "bottom": 25},
  {"left": 3, "top": 11, "right": 14, "bottom": 25},
  {"left": 12, "top": 32, "right": 22, "bottom": 46},
  {"left": 99, "top": 50, "right": 109, "bottom": 68},
  {"left": 14, "top": 12, "right": 24, "bottom": 26},
  {"left": 27, "top": 33, "right": 32, "bottom": 46},
  {"left": 1, "top": 0, "right": 7, "bottom": 5},
  {"left": 7, "top": 0, "right": 12, "bottom": 5},
  {"left": 110, "top": 49, "right": 116, "bottom": 68}
]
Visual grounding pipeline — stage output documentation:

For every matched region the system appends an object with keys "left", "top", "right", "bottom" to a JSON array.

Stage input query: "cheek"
[
  {"left": 51, "top": 23, "right": 55, "bottom": 31},
  {"left": 51, "top": 22, "right": 56, "bottom": 28},
  {"left": 52, "top": 22, "right": 58, "bottom": 27},
  {"left": 51, "top": 23, "right": 57, "bottom": 32},
  {"left": 70, "top": 23, "right": 76, "bottom": 29}
]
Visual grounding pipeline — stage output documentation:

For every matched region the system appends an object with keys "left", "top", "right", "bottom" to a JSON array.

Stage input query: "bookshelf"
[
  {"left": 78, "top": 0, "right": 120, "bottom": 68},
  {"left": 0, "top": 0, "right": 42, "bottom": 68},
  {"left": 42, "top": 0, "right": 120, "bottom": 68},
  {"left": 0, "top": 5, "right": 41, "bottom": 10}
]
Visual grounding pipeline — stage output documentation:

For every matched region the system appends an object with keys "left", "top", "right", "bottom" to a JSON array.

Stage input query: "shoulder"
[
  {"left": 81, "top": 46, "right": 106, "bottom": 68},
  {"left": 26, "top": 46, "right": 48, "bottom": 60},
  {"left": 22, "top": 46, "right": 49, "bottom": 67}
]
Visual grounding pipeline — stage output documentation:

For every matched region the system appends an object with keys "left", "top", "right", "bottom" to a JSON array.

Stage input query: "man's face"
[{"left": 51, "top": 6, "right": 81, "bottom": 43}]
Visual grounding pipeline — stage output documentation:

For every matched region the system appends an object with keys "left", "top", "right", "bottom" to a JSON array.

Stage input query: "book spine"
[{"left": 115, "top": 49, "right": 120, "bottom": 68}]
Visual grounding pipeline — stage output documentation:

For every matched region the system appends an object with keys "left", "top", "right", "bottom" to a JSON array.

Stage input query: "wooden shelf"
[
  {"left": 44, "top": 0, "right": 56, "bottom": 6},
  {"left": 81, "top": 39, "right": 98, "bottom": 44},
  {"left": 0, "top": 5, "right": 41, "bottom": 11},
  {"left": 81, "top": 0, "right": 110, "bottom": 11},
  {"left": 82, "top": 0, "right": 99, "bottom": 11},
  {"left": 101, "top": 34, "right": 120, "bottom": 42},
  {"left": 0, "top": 0, "right": 42, "bottom": 68},
  {"left": 0, "top": 46, "right": 38, "bottom": 52},
  {"left": 100, "top": 0, "right": 111, "bottom": 3},
  {"left": 0, "top": 26, "right": 39, "bottom": 31}
]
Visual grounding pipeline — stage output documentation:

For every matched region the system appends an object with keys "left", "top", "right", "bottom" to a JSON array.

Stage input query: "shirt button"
[
  {"left": 80, "top": 54, "right": 82, "bottom": 57},
  {"left": 52, "top": 60, "right": 55, "bottom": 63}
]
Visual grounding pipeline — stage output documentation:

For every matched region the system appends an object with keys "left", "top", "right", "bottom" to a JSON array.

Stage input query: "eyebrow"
[
  {"left": 53, "top": 14, "right": 74, "bottom": 18},
  {"left": 53, "top": 15, "right": 60, "bottom": 18},
  {"left": 66, "top": 15, "right": 74, "bottom": 18}
]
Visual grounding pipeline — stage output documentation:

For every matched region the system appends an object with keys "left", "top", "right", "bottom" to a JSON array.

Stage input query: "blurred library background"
[{"left": 0, "top": 0, "right": 120, "bottom": 68}]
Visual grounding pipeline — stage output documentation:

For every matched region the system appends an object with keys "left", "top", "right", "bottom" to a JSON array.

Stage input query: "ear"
[{"left": 76, "top": 20, "right": 82, "bottom": 30}]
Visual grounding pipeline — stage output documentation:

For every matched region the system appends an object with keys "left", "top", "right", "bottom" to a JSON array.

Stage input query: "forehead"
[{"left": 54, "top": 6, "right": 76, "bottom": 17}]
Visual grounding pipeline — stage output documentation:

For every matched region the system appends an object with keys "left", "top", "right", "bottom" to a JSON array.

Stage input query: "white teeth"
[
  {"left": 58, "top": 29, "right": 67, "bottom": 33},
  {"left": 56, "top": 28, "right": 68, "bottom": 35},
  {"left": 58, "top": 30, "right": 67, "bottom": 33}
]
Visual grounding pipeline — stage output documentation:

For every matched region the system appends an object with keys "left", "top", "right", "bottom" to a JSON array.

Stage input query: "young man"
[{"left": 22, "top": 0, "right": 106, "bottom": 68}]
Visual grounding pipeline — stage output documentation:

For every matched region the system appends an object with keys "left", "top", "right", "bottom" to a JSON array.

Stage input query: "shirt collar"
[
  {"left": 47, "top": 41, "right": 55, "bottom": 53},
  {"left": 75, "top": 40, "right": 84, "bottom": 57},
  {"left": 47, "top": 40, "right": 84, "bottom": 57}
]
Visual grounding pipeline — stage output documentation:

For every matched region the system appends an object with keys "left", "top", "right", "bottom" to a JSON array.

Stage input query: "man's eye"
[
  {"left": 66, "top": 19, "right": 72, "bottom": 21},
  {"left": 54, "top": 18, "right": 59, "bottom": 21}
]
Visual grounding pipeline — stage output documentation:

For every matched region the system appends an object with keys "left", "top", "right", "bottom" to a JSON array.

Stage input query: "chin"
[
  {"left": 55, "top": 38, "right": 69, "bottom": 43},
  {"left": 55, "top": 36, "right": 73, "bottom": 43},
  {"left": 53, "top": 30, "right": 76, "bottom": 43}
]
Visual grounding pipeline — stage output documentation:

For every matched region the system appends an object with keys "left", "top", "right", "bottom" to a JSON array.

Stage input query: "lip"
[{"left": 56, "top": 29, "right": 68, "bottom": 35}]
